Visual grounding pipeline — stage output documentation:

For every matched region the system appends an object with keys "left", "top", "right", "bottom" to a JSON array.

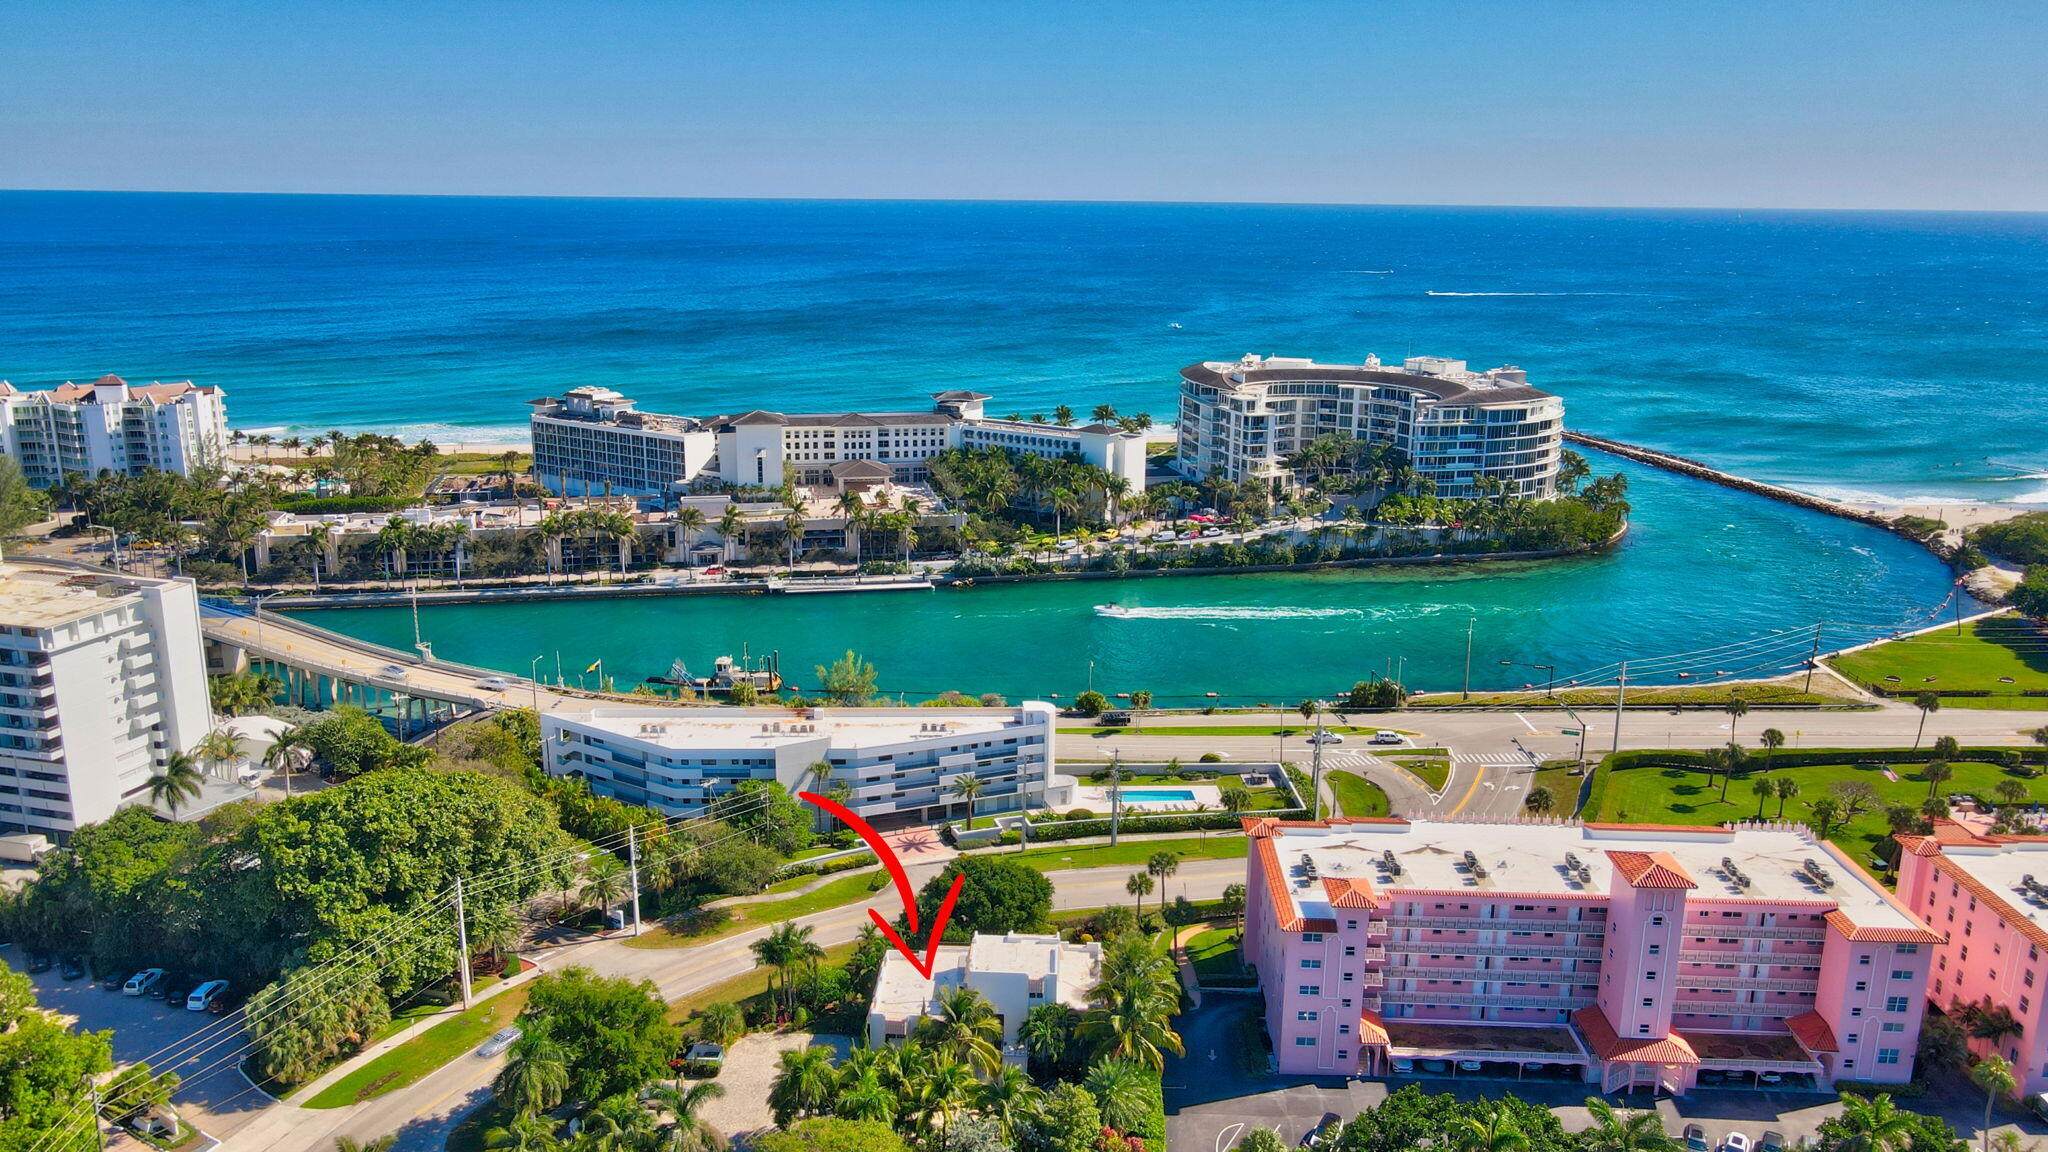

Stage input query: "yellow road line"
[{"left": 1447, "top": 757, "right": 1486, "bottom": 815}]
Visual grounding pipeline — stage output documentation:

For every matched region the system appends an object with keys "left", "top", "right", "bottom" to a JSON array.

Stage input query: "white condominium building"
[
  {"left": 1176, "top": 355, "right": 1564, "bottom": 499},
  {"left": 541, "top": 702, "right": 1057, "bottom": 826},
  {"left": 869, "top": 932, "right": 1102, "bottom": 1051},
  {"left": 0, "top": 565, "right": 213, "bottom": 835},
  {"left": 0, "top": 375, "right": 229, "bottom": 488},
  {"left": 529, "top": 387, "right": 1148, "bottom": 497}
]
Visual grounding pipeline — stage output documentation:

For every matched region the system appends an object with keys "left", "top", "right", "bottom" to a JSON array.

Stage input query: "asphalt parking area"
[{"left": 9, "top": 955, "right": 273, "bottom": 1139}]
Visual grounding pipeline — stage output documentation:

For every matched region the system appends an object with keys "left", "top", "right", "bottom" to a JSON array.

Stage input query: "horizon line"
[{"left": 3, "top": 186, "right": 2047, "bottom": 217}]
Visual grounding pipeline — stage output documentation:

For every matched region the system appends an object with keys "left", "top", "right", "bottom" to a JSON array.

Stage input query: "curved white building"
[{"left": 1176, "top": 354, "right": 1564, "bottom": 499}]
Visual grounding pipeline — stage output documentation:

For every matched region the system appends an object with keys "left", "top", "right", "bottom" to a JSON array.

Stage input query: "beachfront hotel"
[
  {"left": 541, "top": 702, "right": 1058, "bottom": 827},
  {"left": 1896, "top": 821, "right": 2048, "bottom": 1096},
  {"left": 528, "top": 386, "right": 1150, "bottom": 497},
  {"left": 0, "top": 375, "right": 229, "bottom": 488},
  {"left": 0, "top": 564, "right": 215, "bottom": 836},
  {"left": 1243, "top": 816, "right": 1937, "bottom": 1093},
  {"left": 1175, "top": 355, "right": 1564, "bottom": 498}
]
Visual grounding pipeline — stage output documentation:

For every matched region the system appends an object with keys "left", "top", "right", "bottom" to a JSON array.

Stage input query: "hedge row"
[
  {"left": 1865, "top": 687, "right": 2048, "bottom": 699},
  {"left": 1018, "top": 807, "right": 1304, "bottom": 842},
  {"left": 1606, "top": 747, "right": 2024, "bottom": 773},
  {"left": 772, "top": 851, "right": 878, "bottom": 881},
  {"left": 274, "top": 495, "right": 417, "bottom": 515}
]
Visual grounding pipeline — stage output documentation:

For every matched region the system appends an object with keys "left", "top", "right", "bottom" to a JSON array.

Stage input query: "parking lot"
[{"left": 6, "top": 951, "right": 271, "bottom": 1142}]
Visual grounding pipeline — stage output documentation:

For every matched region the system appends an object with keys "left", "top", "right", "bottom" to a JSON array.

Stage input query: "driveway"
[{"left": 695, "top": 1032, "right": 853, "bottom": 1142}]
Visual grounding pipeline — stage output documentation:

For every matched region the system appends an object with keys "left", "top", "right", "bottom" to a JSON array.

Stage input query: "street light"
[
  {"left": 1499, "top": 660, "right": 1557, "bottom": 698},
  {"left": 530, "top": 654, "right": 545, "bottom": 714}
]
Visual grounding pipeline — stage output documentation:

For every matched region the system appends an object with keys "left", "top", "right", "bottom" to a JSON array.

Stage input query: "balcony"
[
  {"left": 1676, "top": 975, "right": 1819, "bottom": 993},
  {"left": 1388, "top": 916, "right": 1605, "bottom": 936},
  {"left": 1670, "top": 998, "right": 1813, "bottom": 1018},
  {"left": 1677, "top": 949, "right": 1821, "bottom": 963},
  {"left": 1699, "top": 925, "right": 1828, "bottom": 941},
  {"left": 1387, "top": 940, "right": 1601, "bottom": 960},
  {"left": 1381, "top": 990, "right": 1594, "bottom": 1010}
]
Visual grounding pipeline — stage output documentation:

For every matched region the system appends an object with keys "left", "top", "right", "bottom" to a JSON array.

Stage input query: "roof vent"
[{"left": 1381, "top": 850, "right": 1402, "bottom": 875}]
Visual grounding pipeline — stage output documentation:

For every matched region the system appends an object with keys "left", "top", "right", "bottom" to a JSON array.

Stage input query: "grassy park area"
[
  {"left": 626, "top": 869, "right": 890, "bottom": 949},
  {"left": 1010, "top": 835, "right": 1248, "bottom": 871},
  {"left": 1186, "top": 927, "right": 1247, "bottom": 982},
  {"left": 303, "top": 983, "right": 535, "bottom": 1108},
  {"left": 1327, "top": 770, "right": 1391, "bottom": 817},
  {"left": 1829, "top": 617, "right": 2048, "bottom": 708},
  {"left": 1410, "top": 681, "right": 1853, "bottom": 709},
  {"left": 1590, "top": 756, "right": 2041, "bottom": 864}
]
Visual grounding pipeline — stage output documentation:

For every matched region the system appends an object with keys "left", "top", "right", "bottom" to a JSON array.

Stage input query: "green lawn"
[
  {"left": 626, "top": 870, "right": 890, "bottom": 950},
  {"left": 1327, "top": 770, "right": 1391, "bottom": 817},
  {"left": 1059, "top": 724, "right": 1408, "bottom": 738},
  {"left": 1592, "top": 758, "right": 2043, "bottom": 865},
  {"left": 1186, "top": 927, "right": 1245, "bottom": 980},
  {"left": 666, "top": 941, "right": 858, "bottom": 1023},
  {"left": 1829, "top": 618, "right": 2048, "bottom": 702},
  {"left": 303, "top": 983, "right": 533, "bottom": 1109},
  {"left": 1010, "top": 836, "right": 1248, "bottom": 871},
  {"left": 1389, "top": 751, "right": 1451, "bottom": 793},
  {"left": 1410, "top": 683, "right": 1853, "bottom": 708},
  {"left": 1526, "top": 762, "right": 1587, "bottom": 816}
]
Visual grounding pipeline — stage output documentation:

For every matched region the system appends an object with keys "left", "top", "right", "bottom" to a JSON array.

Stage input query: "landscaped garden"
[
  {"left": 1185, "top": 926, "right": 1250, "bottom": 985},
  {"left": 1829, "top": 617, "right": 2048, "bottom": 708},
  {"left": 1589, "top": 752, "right": 2040, "bottom": 865},
  {"left": 1327, "top": 769, "right": 1392, "bottom": 817}
]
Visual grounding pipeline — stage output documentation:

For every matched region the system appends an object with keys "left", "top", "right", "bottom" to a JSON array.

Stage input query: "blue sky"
[{"left": 4, "top": 0, "right": 2045, "bottom": 209}]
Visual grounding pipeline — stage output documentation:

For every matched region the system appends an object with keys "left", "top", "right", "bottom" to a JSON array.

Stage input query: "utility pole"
[
  {"left": 626, "top": 824, "right": 643, "bottom": 937},
  {"left": 1462, "top": 616, "right": 1475, "bottom": 701},
  {"left": 1109, "top": 754, "right": 1122, "bottom": 847},
  {"left": 1804, "top": 622, "right": 1822, "bottom": 693},
  {"left": 90, "top": 1085, "right": 107, "bottom": 1151},
  {"left": 1310, "top": 702, "right": 1327, "bottom": 819},
  {"left": 453, "top": 876, "right": 474, "bottom": 1009},
  {"left": 1610, "top": 661, "right": 1628, "bottom": 757}
]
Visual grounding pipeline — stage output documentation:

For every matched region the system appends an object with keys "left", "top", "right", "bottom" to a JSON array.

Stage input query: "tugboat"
[{"left": 643, "top": 650, "right": 786, "bottom": 697}]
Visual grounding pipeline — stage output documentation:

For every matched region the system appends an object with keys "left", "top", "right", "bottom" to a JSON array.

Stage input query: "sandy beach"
[{"left": 1836, "top": 499, "right": 2048, "bottom": 531}]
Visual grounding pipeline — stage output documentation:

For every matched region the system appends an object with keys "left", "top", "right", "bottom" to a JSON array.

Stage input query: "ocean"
[
  {"left": 1, "top": 191, "right": 2033, "bottom": 695},
  {"left": 2, "top": 192, "right": 2044, "bottom": 504}
]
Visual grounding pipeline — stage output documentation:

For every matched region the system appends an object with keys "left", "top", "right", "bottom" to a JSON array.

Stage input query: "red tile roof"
[
  {"left": 1571, "top": 1006, "right": 1700, "bottom": 1065},
  {"left": 1785, "top": 1011, "right": 1839, "bottom": 1054},
  {"left": 1322, "top": 877, "right": 1378, "bottom": 908},
  {"left": 1607, "top": 850, "right": 1697, "bottom": 889},
  {"left": 1357, "top": 1009, "right": 1390, "bottom": 1046},
  {"left": 1821, "top": 909, "right": 1942, "bottom": 944}
]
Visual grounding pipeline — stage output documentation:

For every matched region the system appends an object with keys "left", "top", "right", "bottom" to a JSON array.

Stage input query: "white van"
[
  {"left": 123, "top": 968, "right": 165, "bottom": 997},
  {"left": 186, "top": 979, "right": 229, "bottom": 1012}
]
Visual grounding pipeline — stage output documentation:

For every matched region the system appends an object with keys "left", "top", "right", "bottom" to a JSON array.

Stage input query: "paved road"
[{"left": 219, "top": 857, "right": 1244, "bottom": 1152}]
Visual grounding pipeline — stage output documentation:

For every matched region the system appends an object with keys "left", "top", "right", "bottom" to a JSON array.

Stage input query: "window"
[
  {"left": 1846, "top": 1034, "right": 1859, "bottom": 1045},
  {"left": 1877, "top": 1049, "right": 1901, "bottom": 1066},
  {"left": 1651, "top": 916, "right": 1665, "bottom": 927},
  {"left": 1854, "top": 981, "right": 1868, "bottom": 992},
  {"left": 1885, "top": 996, "right": 1910, "bottom": 1013},
  {"left": 1295, "top": 1037, "right": 1318, "bottom": 1047},
  {"left": 1298, "top": 985, "right": 1321, "bottom": 997},
  {"left": 1303, "top": 932, "right": 1325, "bottom": 943},
  {"left": 1347, "top": 920, "right": 1358, "bottom": 930},
  {"left": 1642, "top": 998, "right": 1655, "bottom": 1008},
  {"left": 1297, "top": 1011, "right": 1319, "bottom": 1022},
  {"left": 1649, "top": 944, "right": 1661, "bottom": 955},
  {"left": 1882, "top": 1023, "right": 1906, "bottom": 1033},
  {"left": 1890, "top": 969, "right": 1914, "bottom": 981},
  {"left": 1301, "top": 959, "right": 1322, "bottom": 969},
  {"left": 1339, "top": 1025, "right": 1352, "bottom": 1036},
  {"left": 1859, "top": 954, "right": 1873, "bottom": 966},
  {"left": 1851, "top": 1008, "right": 1864, "bottom": 1018}
]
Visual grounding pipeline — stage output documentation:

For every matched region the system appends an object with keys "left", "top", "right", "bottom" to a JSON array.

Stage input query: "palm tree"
[
  {"left": 1078, "top": 937, "right": 1184, "bottom": 1069},
  {"left": 834, "top": 1066, "right": 897, "bottom": 1126},
  {"left": 479, "top": 1115, "right": 558, "bottom": 1152},
  {"left": 1759, "top": 727, "right": 1786, "bottom": 771},
  {"left": 1935, "top": 735, "right": 1963, "bottom": 763},
  {"left": 915, "top": 986, "right": 1004, "bottom": 1075},
  {"left": 1913, "top": 692, "right": 1942, "bottom": 750},
  {"left": 305, "top": 522, "right": 332, "bottom": 589},
  {"left": 147, "top": 752, "right": 206, "bottom": 815},
  {"left": 194, "top": 726, "right": 242, "bottom": 777},
  {"left": 644, "top": 1079, "right": 724, "bottom": 1152},
  {"left": 1925, "top": 761, "right": 1955, "bottom": 800},
  {"left": 1995, "top": 779, "right": 2029, "bottom": 809},
  {"left": 1580, "top": 1097, "right": 1679, "bottom": 1152},
  {"left": 264, "top": 725, "right": 311, "bottom": 795},
  {"left": 913, "top": 1055, "right": 978, "bottom": 1146},
  {"left": 976, "top": 1064, "right": 1040, "bottom": 1139},
  {"left": 1147, "top": 850, "right": 1180, "bottom": 921},
  {"left": 1221, "top": 881, "right": 1248, "bottom": 935},
  {"left": 1525, "top": 786, "right": 1556, "bottom": 815},
  {"left": 334, "top": 1138, "right": 397, "bottom": 1152},
  {"left": 1966, "top": 995, "right": 2024, "bottom": 1051},
  {"left": 582, "top": 854, "right": 629, "bottom": 921},
  {"left": 1713, "top": 743, "right": 1748, "bottom": 802},
  {"left": 1807, "top": 797, "right": 1844, "bottom": 841},
  {"left": 751, "top": 921, "right": 824, "bottom": 1015},
  {"left": 1773, "top": 776, "right": 1801, "bottom": 818},
  {"left": 1830, "top": 1092, "right": 1919, "bottom": 1152},
  {"left": 1973, "top": 1055, "right": 2017, "bottom": 1152},
  {"left": 1752, "top": 775, "right": 1774, "bottom": 820},
  {"left": 952, "top": 774, "right": 985, "bottom": 827},
  {"left": 2032, "top": 726, "right": 2048, "bottom": 770},
  {"left": 716, "top": 505, "right": 746, "bottom": 564},
  {"left": 581, "top": 1094, "right": 658, "bottom": 1150},
  {"left": 768, "top": 1044, "right": 838, "bottom": 1125},
  {"left": 672, "top": 506, "right": 707, "bottom": 567},
  {"left": 1018, "top": 1003, "right": 1077, "bottom": 1078},
  {"left": 1454, "top": 1106, "right": 1530, "bottom": 1152},
  {"left": 1125, "top": 871, "right": 1153, "bottom": 919},
  {"left": 1084, "top": 1058, "right": 1152, "bottom": 1133},
  {"left": 493, "top": 1036, "right": 570, "bottom": 1116},
  {"left": 1723, "top": 696, "right": 1751, "bottom": 744}
]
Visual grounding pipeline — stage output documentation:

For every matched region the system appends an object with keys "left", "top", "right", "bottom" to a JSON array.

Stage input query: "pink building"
[
  {"left": 1898, "top": 821, "right": 2048, "bottom": 1094},
  {"left": 1244, "top": 817, "right": 1938, "bottom": 1093}
]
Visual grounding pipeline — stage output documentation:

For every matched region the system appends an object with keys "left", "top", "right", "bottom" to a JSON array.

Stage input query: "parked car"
[
  {"left": 186, "top": 980, "right": 229, "bottom": 1011},
  {"left": 99, "top": 971, "right": 124, "bottom": 991},
  {"left": 1456, "top": 1059, "right": 1484, "bottom": 1071},
  {"left": 1759, "top": 1132, "right": 1788, "bottom": 1152},
  {"left": 1369, "top": 730, "right": 1404, "bottom": 745},
  {"left": 1178, "top": 529, "right": 1200, "bottom": 540},
  {"left": 474, "top": 675, "right": 511, "bottom": 691},
  {"left": 478, "top": 1026, "right": 523, "bottom": 1058},
  {"left": 377, "top": 663, "right": 411, "bottom": 681},
  {"left": 152, "top": 972, "right": 185, "bottom": 1000},
  {"left": 1149, "top": 531, "right": 1176, "bottom": 543},
  {"left": 59, "top": 955, "right": 86, "bottom": 980},
  {"left": 123, "top": 968, "right": 165, "bottom": 997},
  {"left": 1201, "top": 527, "right": 1224, "bottom": 537},
  {"left": 1307, "top": 732, "right": 1345, "bottom": 745},
  {"left": 1757, "top": 1071, "right": 1784, "bottom": 1085},
  {"left": 1724, "top": 1134, "right": 1752, "bottom": 1152},
  {"left": 1302, "top": 1113, "right": 1342, "bottom": 1148},
  {"left": 25, "top": 952, "right": 52, "bottom": 974},
  {"left": 1390, "top": 1057, "right": 1415, "bottom": 1074},
  {"left": 701, "top": 566, "right": 725, "bottom": 576},
  {"left": 1683, "top": 1127, "right": 1709, "bottom": 1152}
]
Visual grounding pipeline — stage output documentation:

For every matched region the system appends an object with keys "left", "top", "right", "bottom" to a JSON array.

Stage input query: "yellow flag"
[{"left": 585, "top": 660, "right": 601, "bottom": 674}]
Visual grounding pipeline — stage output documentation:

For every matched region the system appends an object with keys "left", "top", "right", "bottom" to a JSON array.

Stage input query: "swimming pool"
[{"left": 1120, "top": 789, "right": 1197, "bottom": 803}]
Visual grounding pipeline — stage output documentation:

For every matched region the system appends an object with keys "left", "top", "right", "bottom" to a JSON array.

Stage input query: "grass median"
[
  {"left": 302, "top": 983, "right": 533, "bottom": 1109},
  {"left": 1327, "top": 770, "right": 1390, "bottom": 817},
  {"left": 1009, "top": 835, "right": 1247, "bottom": 870}
]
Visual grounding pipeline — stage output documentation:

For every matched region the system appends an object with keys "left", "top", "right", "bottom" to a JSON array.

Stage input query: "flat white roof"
[
  {"left": 0, "top": 564, "right": 164, "bottom": 630},
  {"left": 1270, "top": 819, "right": 1918, "bottom": 932},
  {"left": 1938, "top": 842, "right": 2048, "bottom": 933},
  {"left": 870, "top": 933, "right": 1099, "bottom": 1021},
  {"left": 560, "top": 705, "right": 1048, "bottom": 752}
]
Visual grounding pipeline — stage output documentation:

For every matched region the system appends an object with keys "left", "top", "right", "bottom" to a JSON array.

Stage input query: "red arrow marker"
[{"left": 799, "top": 791, "right": 964, "bottom": 979}]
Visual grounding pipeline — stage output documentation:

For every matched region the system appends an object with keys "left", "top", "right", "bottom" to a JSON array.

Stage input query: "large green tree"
[
  {"left": 0, "top": 966, "right": 115, "bottom": 1149},
  {"left": 752, "top": 1118, "right": 908, "bottom": 1152},
  {"left": 916, "top": 854, "right": 1054, "bottom": 941},
  {"left": 714, "top": 780, "right": 816, "bottom": 856},
  {"left": 516, "top": 967, "right": 680, "bottom": 1103}
]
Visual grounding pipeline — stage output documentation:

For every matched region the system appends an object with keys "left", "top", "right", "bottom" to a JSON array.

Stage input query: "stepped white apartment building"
[
  {"left": 529, "top": 387, "right": 1149, "bottom": 497},
  {"left": 0, "top": 375, "right": 228, "bottom": 488},
  {"left": 0, "top": 565, "right": 214, "bottom": 835},
  {"left": 869, "top": 932, "right": 1102, "bottom": 1054},
  {"left": 1244, "top": 816, "right": 1936, "bottom": 1094},
  {"left": 1176, "top": 355, "right": 1564, "bottom": 498},
  {"left": 542, "top": 703, "right": 1058, "bottom": 826}
]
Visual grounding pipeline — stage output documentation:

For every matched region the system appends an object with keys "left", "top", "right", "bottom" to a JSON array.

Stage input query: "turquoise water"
[
  {"left": 287, "top": 454, "right": 1968, "bottom": 701},
  {"left": 1121, "top": 790, "right": 1199, "bottom": 803},
  {"left": 2, "top": 192, "right": 2018, "bottom": 696}
]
